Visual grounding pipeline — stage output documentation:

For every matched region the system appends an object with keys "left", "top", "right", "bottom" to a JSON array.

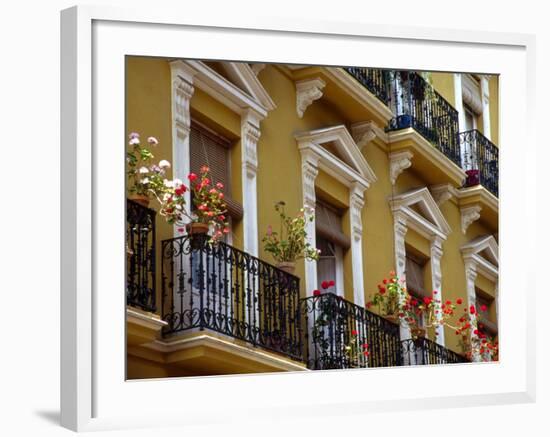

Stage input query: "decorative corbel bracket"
[
  {"left": 461, "top": 205, "right": 482, "bottom": 234},
  {"left": 295, "top": 78, "right": 326, "bottom": 118},
  {"left": 351, "top": 121, "right": 377, "bottom": 150},
  {"left": 389, "top": 150, "right": 413, "bottom": 185},
  {"left": 430, "top": 184, "right": 455, "bottom": 206}
]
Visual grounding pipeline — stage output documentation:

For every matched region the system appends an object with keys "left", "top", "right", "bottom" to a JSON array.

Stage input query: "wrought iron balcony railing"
[
  {"left": 161, "top": 234, "right": 303, "bottom": 361},
  {"left": 344, "top": 67, "right": 391, "bottom": 105},
  {"left": 458, "top": 129, "right": 499, "bottom": 197},
  {"left": 386, "top": 71, "right": 462, "bottom": 167},
  {"left": 302, "top": 292, "right": 468, "bottom": 370},
  {"left": 401, "top": 337, "right": 468, "bottom": 365},
  {"left": 126, "top": 199, "right": 157, "bottom": 312},
  {"left": 301, "top": 293, "right": 402, "bottom": 370}
]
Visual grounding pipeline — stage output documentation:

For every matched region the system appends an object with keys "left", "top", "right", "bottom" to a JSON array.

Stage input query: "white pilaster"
[
  {"left": 480, "top": 75, "right": 491, "bottom": 140},
  {"left": 454, "top": 73, "right": 466, "bottom": 132},
  {"left": 430, "top": 236, "right": 445, "bottom": 345},
  {"left": 241, "top": 110, "right": 261, "bottom": 257},
  {"left": 465, "top": 262, "right": 481, "bottom": 362},
  {"left": 301, "top": 151, "right": 319, "bottom": 295},
  {"left": 350, "top": 183, "right": 366, "bottom": 306},
  {"left": 393, "top": 212, "right": 411, "bottom": 342},
  {"left": 170, "top": 61, "right": 197, "bottom": 233}
]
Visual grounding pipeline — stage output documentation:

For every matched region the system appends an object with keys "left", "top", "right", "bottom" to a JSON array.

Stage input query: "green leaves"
[{"left": 262, "top": 201, "right": 320, "bottom": 263}]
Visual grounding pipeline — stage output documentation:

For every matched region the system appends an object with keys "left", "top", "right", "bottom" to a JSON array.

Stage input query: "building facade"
[{"left": 126, "top": 57, "right": 499, "bottom": 378}]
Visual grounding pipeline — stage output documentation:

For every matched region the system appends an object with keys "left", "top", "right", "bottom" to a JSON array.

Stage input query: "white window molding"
[
  {"left": 221, "top": 62, "right": 277, "bottom": 111},
  {"left": 389, "top": 187, "right": 451, "bottom": 345},
  {"left": 295, "top": 125, "right": 376, "bottom": 299},
  {"left": 170, "top": 60, "right": 273, "bottom": 256},
  {"left": 295, "top": 78, "right": 326, "bottom": 118},
  {"left": 461, "top": 235, "right": 499, "bottom": 361},
  {"left": 250, "top": 63, "right": 266, "bottom": 76}
]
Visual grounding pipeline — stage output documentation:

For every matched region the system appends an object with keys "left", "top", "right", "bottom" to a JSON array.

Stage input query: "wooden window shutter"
[
  {"left": 189, "top": 121, "right": 243, "bottom": 220},
  {"left": 315, "top": 201, "right": 351, "bottom": 250}
]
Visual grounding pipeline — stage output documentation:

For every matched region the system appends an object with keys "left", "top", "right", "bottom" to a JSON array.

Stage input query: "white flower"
[
  {"left": 129, "top": 138, "right": 140, "bottom": 146},
  {"left": 164, "top": 180, "right": 174, "bottom": 188},
  {"left": 163, "top": 192, "right": 172, "bottom": 201},
  {"left": 141, "top": 177, "right": 149, "bottom": 185},
  {"left": 147, "top": 136, "right": 159, "bottom": 145},
  {"left": 159, "top": 160, "right": 171, "bottom": 169},
  {"left": 139, "top": 166, "right": 149, "bottom": 174},
  {"left": 173, "top": 178, "right": 183, "bottom": 187}
]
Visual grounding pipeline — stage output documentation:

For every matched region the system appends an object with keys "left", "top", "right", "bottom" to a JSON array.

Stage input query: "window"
[
  {"left": 406, "top": 251, "right": 429, "bottom": 327},
  {"left": 190, "top": 120, "right": 243, "bottom": 221},
  {"left": 475, "top": 289, "right": 498, "bottom": 337},
  {"left": 315, "top": 200, "right": 350, "bottom": 296},
  {"left": 464, "top": 104, "right": 477, "bottom": 131}
]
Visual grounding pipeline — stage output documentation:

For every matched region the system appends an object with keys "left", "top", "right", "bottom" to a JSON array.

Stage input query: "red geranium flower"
[
  {"left": 378, "top": 286, "right": 386, "bottom": 294},
  {"left": 313, "top": 289, "right": 321, "bottom": 296},
  {"left": 351, "top": 329, "right": 358, "bottom": 336},
  {"left": 469, "top": 305, "right": 476, "bottom": 315},
  {"left": 423, "top": 297, "right": 432, "bottom": 305},
  {"left": 383, "top": 279, "right": 388, "bottom": 285},
  {"left": 321, "top": 280, "right": 330, "bottom": 290},
  {"left": 175, "top": 184, "right": 187, "bottom": 196},
  {"left": 456, "top": 298, "right": 463, "bottom": 305},
  {"left": 329, "top": 280, "right": 335, "bottom": 287},
  {"left": 188, "top": 172, "right": 198, "bottom": 182},
  {"left": 480, "top": 304, "right": 487, "bottom": 312}
]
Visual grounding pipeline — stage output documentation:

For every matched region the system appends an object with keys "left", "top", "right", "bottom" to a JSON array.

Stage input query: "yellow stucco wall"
[{"left": 125, "top": 58, "right": 499, "bottom": 371}]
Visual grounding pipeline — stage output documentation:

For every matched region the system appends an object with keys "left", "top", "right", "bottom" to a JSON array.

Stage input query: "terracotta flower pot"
[
  {"left": 411, "top": 327, "right": 426, "bottom": 339},
  {"left": 383, "top": 314, "right": 400, "bottom": 324},
  {"left": 276, "top": 261, "right": 296, "bottom": 275},
  {"left": 186, "top": 222, "right": 210, "bottom": 235},
  {"left": 130, "top": 194, "right": 150, "bottom": 207}
]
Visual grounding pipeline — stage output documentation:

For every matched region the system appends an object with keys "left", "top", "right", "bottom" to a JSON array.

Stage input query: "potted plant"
[
  {"left": 159, "top": 165, "right": 230, "bottom": 244},
  {"left": 366, "top": 271, "right": 408, "bottom": 323},
  {"left": 126, "top": 132, "right": 167, "bottom": 207},
  {"left": 262, "top": 201, "right": 320, "bottom": 274},
  {"left": 465, "top": 169, "right": 480, "bottom": 187}
]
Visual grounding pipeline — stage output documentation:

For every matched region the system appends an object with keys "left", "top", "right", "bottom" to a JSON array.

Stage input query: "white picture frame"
[{"left": 60, "top": 5, "right": 536, "bottom": 432}]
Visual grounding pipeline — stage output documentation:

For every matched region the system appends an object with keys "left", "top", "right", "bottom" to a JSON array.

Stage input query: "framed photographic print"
[{"left": 61, "top": 5, "right": 535, "bottom": 432}]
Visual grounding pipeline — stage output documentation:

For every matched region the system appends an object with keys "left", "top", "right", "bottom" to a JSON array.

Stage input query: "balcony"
[
  {"left": 126, "top": 199, "right": 157, "bottom": 313},
  {"left": 160, "top": 233, "right": 303, "bottom": 362},
  {"left": 386, "top": 71, "right": 461, "bottom": 167},
  {"left": 302, "top": 293, "right": 402, "bottom": 369},
  {"left": 344, "top": 67, "right": 391, "bottom": 106},
  {"left": 401, "top": 337, "right": 467, "bottom": 365},
  {"left": 301, "top": 292, "right": 467, "bottom": 370},
  {"left": 126, "top": 202, "right": 468, "bottom": 371},
  {"left": 458, "top": 129, "right": 499, "bottom": 197}
]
